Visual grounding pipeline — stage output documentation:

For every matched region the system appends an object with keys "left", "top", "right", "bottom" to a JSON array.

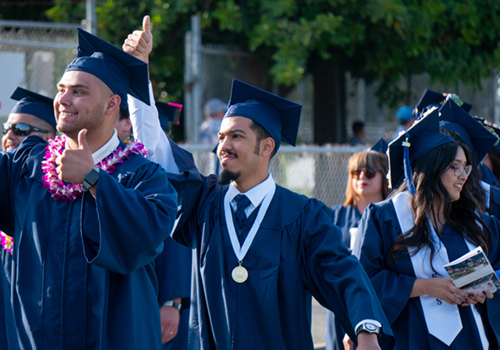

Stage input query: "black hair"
[
  {"left": 391, "top": 140, "right": 491, "bottom": 269},
  {"left": 352, "top": 121, "right": 365, "bottom": 136},
  {"left": 118, "top": 105, "right": 130, "bottom": 121},
  {"left": 250, "top": 120, "right": 277, "bottom": 159}
]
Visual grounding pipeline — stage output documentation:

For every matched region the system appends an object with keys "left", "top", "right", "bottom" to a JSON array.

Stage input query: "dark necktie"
[{"left": 234, "top": 194, "right": 251, "bottom": 232}]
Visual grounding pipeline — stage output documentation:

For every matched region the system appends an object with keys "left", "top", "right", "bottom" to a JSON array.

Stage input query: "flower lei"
[
  {"left": 41, "top": 135, "right": 147, "bottom": 201},
  {"left": 1, "top": 231, "right": 13, "bottom": 255}
]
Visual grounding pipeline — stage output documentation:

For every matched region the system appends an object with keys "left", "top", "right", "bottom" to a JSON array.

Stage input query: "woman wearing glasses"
[
  {"left": 325, "top": 147, "right": 390, "bottom": 350},
  {"left": 354, "top": 110, "right": 500, "bottom": 350}
]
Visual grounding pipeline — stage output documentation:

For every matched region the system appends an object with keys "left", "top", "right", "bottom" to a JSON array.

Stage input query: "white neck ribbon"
[
  {"left": 392, "top": 191, "right": 487, "bottom": 349},
  {"left": 224, "top": 184, "right": 276, "bottom": 262}
]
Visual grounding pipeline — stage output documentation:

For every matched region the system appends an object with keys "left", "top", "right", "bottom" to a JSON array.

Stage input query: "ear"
[
  {"left": 43, "top": 132, "right": 55, "bottom": 142},
  {"left": 261, "top": 137, "right": 275, "bottom": 158},
  {"left": 105, "top": 94, "right": 121, "bottom": 116}
]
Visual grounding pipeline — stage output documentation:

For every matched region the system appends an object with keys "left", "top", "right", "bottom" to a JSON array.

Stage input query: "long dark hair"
[{"left": 390, "top": 140, "right": 491, "bottom": 267}]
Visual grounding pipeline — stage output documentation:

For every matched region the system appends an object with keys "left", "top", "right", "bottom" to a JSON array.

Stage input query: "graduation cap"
[
  {"left": 369, "top": 138, "right": 388, "bottom": 155},
  {"left": 65, "top": 28, "right": 150, "bottom": 109},
  {"left": 414, "top": 89, "right": 472, "bottom": 118},
  {"left": 439, "top": 98, "right": 498, "bottom": 164},
  {"left": 475, "top": 117, "right": 500, "bottom": 153},
  {"left": 156, "top": 101, "right": 182, "bottom": 133},
  {"left": 388, "top": 107, "right": 454, "bottom": 193},
  {"left": 224, "top": 79, "right": 302, "bottom": 150},
  {"left": 10, "top": 87, "right": 56, "bottom": 130}
]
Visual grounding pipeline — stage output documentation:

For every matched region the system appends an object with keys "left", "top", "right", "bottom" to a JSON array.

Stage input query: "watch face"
[{"left": 365, "top": 323, "right": 377, "bottom": 331}]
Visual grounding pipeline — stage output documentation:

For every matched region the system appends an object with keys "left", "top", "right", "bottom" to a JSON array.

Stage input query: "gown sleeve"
[
  {"left": 127, "top": 83, "right": 179, "bottom": 173},
  {"left": 82, "top": 161, "right": 178, "bottom": 274},
  {"left": 297, "top": 200, "right": 393, "bottom": 343},
  {"left": 0, "top": 136, "right": 46, "bottom": 234},
  {"left": 481, "top": 213, "right": 500, "bottom": 343},
  {"left": 353, "top": 203, "right": 417, "bottom": 326}
]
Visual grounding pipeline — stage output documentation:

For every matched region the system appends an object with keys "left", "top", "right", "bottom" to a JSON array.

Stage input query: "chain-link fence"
[
  {"left": 184, "top": 144, "right": 365, "bottom": 207},
  {"left": 0, "top": 20, "right": 79, "bottom": 121}
]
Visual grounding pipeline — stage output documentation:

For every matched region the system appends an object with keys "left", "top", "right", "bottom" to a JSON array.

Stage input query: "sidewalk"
[{"left": 312, "top": 298, "right": 327, "bottom": 350}]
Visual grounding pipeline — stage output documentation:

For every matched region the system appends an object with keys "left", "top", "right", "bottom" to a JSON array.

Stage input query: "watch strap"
[
  {"left": 82, "top": 168, "right": 100, "bottom": 192},
  {"left": 163, "top": 300, "right": 182, "bottom": 310}
]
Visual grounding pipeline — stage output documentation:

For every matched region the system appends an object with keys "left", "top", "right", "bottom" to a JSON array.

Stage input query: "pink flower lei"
[
  {"left": 1, "top": 231, "right": 13, "bottom": 255},
  {"left": 41, "top": 135, "right": 147, "bottom": 201}
]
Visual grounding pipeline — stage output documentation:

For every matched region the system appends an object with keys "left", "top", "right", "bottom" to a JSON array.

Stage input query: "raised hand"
[
  {"left": 123, "top": 15, "right": 153, "bottom": 64},
  {"left": 56, "top": 129, "right": 95, "bottom": 185}
]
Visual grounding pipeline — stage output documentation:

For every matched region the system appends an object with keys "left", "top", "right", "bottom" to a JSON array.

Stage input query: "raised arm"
[{"left": 124, "top": 15, "right": 179, "bottom": 174}]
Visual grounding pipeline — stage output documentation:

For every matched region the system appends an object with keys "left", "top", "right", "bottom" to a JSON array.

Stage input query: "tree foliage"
[{"left": 42, "top": 0, "right": 500, "bottom": 107}]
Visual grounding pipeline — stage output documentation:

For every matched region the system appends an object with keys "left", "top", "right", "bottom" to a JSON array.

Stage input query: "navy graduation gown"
[
  {"left": 354, "top": 199, "right": 500, "bottom": 350},
  {"left": 325, "top": 204, "right": 361, "bottom": 350},
  {"left": 330, "top": 204, "right": 361, "bottom": 247},
  {"left": 170, "top": 173, "right": 392, "bottom": 350},
  {"left": 0, "top": 136, "right": 178, "bottom": 350},
  {"left": 157, "top": 140, "right": 194, "bottom": 350},
  {"left": 0, "top": 257, "right": 20, "bottom": 350}
]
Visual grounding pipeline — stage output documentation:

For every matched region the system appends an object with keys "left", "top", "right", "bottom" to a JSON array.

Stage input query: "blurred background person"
[
  {"left": 391, "top": 106, "right": 415, "bottom": 141},
  {"left": 199, "top": 98, "right": 226, "bottom": 145},
  {"left": 325, "top": 139, "right": 390, "bottom": 350},
  {"left": 348, "top": 121, "right": 366, "bottom": 146}
]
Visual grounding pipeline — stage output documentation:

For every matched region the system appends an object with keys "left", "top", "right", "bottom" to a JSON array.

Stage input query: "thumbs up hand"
[
  {"left": 56, "top": 129, "right": 95, "bottom": 185},
  {"left": 123, "top": 15, "right": 153, "bottom": 64}
]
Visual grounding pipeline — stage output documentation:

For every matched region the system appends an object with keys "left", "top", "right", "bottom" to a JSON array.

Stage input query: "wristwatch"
[
  {"left": 82, "top": 168, "right": 100, "bottom": 192},
  {"left": 163, "top": 300, "right": 182, "bottom": 310},
  {"left": 356, "top": 322, "right": 381, "bottom": 336}
]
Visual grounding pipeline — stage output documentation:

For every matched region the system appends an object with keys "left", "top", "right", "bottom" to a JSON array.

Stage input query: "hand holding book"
[{"left": 444, "top": 247, "right": 500, "bottom": 303}]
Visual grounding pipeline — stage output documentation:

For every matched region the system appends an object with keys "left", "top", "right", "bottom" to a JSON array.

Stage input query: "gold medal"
[{"left": 232, "top": 263, "right": 248, "bottom": 283}]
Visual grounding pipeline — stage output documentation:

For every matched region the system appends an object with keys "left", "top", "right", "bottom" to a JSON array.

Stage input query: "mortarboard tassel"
[{"left": 402, "top": 133, "right": 416, "bottom": 195}]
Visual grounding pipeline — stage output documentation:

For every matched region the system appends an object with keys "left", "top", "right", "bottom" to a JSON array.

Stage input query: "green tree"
[{"left": 45, "top": 0, "right": 500, "bottom": 143}]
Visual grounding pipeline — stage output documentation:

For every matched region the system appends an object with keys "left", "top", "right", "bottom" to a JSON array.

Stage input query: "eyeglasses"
[
  {"left": 351, "top": 168, "right": 378, "bottom": 179},
  {"left": 449, "top": 163, "right": 472, "bottom": 177},
  {"left": 3, "top": 123, "right": 51, "bottom": 137}
]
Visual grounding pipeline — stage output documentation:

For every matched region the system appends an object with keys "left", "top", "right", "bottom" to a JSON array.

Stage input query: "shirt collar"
[
  {"left": 226, "top": 172, "right": 275, "bottom": 208},
  {"left": 92, "top": 129, "right": 121, "bottom": 165}
]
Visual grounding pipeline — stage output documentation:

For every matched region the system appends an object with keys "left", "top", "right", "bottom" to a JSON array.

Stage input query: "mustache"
[{"left": 220, "top": 150, "right": 237, "bottom": 158}]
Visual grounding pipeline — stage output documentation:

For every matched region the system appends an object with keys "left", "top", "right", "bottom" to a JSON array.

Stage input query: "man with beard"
[
  {"left": 0, "top": 28, "right": 178, "bottom": 349},
  {"left": 125, "top": 21, "right": 392, "bottom": 349}
]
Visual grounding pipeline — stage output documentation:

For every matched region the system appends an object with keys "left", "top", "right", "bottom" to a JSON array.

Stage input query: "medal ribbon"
[{"left": 224, "top": 183, "right": 276, "bottom": 262}]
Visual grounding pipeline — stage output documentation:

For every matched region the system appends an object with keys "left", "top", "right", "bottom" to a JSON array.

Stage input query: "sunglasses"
[
  {"left": 351, "top": 168, "right": 378, "bottom": 179},
  {"left": 3, "top": 123, "right": 51, "bottom": 137}
]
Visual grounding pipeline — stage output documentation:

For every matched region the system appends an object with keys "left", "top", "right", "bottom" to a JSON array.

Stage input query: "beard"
[{"left": 218, "top": 169, "right": 241, "bottom": 185}]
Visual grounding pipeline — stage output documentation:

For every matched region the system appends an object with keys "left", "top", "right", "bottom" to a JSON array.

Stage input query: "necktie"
[{"left": 234, "top": 194, "right": 251, "bottom": 232}]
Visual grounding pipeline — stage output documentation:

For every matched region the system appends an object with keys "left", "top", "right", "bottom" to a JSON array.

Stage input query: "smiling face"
[
  {"left": 441, "top": 146, "right": 469, "bottom": 202},
  {"left": 2, "top": 113, "right": 54, "bottom": 151},
  {"left": 54, "top": 70, "right": 118, "bottom": 144}
]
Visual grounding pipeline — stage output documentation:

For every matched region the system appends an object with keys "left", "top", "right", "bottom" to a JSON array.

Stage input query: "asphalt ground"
[{"left": 312, "top": 298, "right": 327, "bottom": 350}]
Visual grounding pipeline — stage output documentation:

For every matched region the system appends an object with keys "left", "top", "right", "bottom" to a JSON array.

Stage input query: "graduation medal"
[
  {"left": 224, "top": 182, "right": 276, "bottom": 284},
  {"left": 232, "top": 262, "right": 248, "bottom": 283},
  {"left": 41, "top": 135, "right": 147, "bottom": 201}
]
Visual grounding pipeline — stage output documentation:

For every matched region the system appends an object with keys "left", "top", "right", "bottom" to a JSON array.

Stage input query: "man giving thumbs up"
[{"left": 0, "top": 25, "right": 178, "bottom": 349}]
